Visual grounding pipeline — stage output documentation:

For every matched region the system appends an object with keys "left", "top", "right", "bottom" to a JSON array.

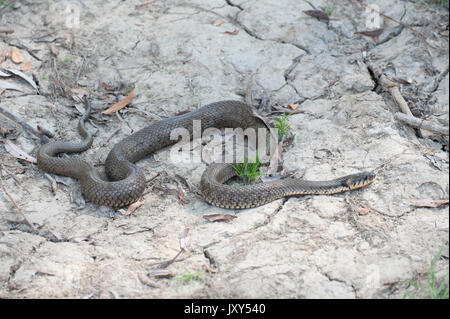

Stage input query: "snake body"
[{"left": 37, "top": 100, "right": 375, "bottom": 209}]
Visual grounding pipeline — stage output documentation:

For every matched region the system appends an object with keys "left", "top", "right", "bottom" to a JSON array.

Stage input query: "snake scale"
[{"left": 37, "top": 99, "right": 375, "bottom": 209}]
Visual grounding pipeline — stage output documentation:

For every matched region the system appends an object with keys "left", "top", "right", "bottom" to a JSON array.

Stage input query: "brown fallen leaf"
[
  {"left": 326, "top": 76, "right": 341, "bottom": 88},
  {"left": 174, "top": 109, "right": 191, "bottom": 116},
  {"left": 392, "top": 77, "right": 413, "bottom": 85},
  {"left": 4, "top": 68, "right": 38, "bottom": 90},
  {"left": 354, "top": 28, "right": 384, "bottom": 42},
  {"left": 64, "top": 32, "right": 74, "bottom": 49},
  {"left": 20, "top": 61, "right": 32, "bottom": 72},
  {"left": 4, "top": 140, "right": 37, "bottom": 163},
  {"left": 303, "top": 10, "right": 329, "bottom": 21},
  {"left": 70, "top": 87, "right": 89, "bottom": 102},
  {"left": 359, "top": 207, "right": 371, "bottom": 215},
  {"left": 102, "top": 88, "right": 135, "bottom": 115},
  {"left": 125, "top": 200, "right": 145, "bottom": 216},
  {"left": 148, "top": 268, "right": 174, "bottom": 279},
  {"left": 203, "top": 213, "right": 237, "bottom": 223},
  {"left": 10, "top": 49, "right": 24, "bottom": 64},
  {"left": 178, "top": 187, "right": 186, "bottom": 205},
  {"left": 410, "top": 199, "right": 449, "bottom": 208},
  {"left": 49, "top": 45, "right": 59, "bottom": 57},
  {"left": 287, "top": 103, "right": 299, "bottom": 110},
  {"left": 224, "top": 29, "right": 239, "bottom": 35},
  {"left": 213, "top": 19, "right": 223, "bottom": 26},
  {"left": 354, "top": 28, "right": 384, "bottom": 37},
  {"left": 136, "top": 0, "right": 156, "bottom": 9}
]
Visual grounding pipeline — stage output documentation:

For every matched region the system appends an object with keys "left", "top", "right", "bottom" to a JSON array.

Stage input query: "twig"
[
  {"left": 378, "top": 74, "right": 414, "bottom": 117},
  {"left": 368, "top": 63, "right": 424, "bottom": 136},
  {"left": 44, "top": 173, "right": 58, "bottom": 195},
  {"left": 0, "top": 106, "right": 50, "bottom": 143},
  {"left": 395, "top": 112, "right": 449, "bottom": 136},
  {"left": 0, "top": 167, "right": 38, "bottom": 232}
]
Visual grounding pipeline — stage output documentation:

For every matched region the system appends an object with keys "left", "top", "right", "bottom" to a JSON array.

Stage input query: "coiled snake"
[{"left": 37, "top": 99, "right": 375, "bottom": 209}]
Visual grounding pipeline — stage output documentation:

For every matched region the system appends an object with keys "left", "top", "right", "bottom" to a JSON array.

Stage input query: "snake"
[{"left": 37, "top": 99, "right": 375, "bottom": 209}]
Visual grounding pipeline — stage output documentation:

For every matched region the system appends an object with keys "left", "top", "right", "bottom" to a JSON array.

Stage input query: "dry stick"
[
  {"left": 378, "top": 72, "right": 449, "bottom": 136},
  {"left": 0, "top": 106, "right": 51, "bottom": 143},
  {"left": 368, "top": 64, "right": 425, "bottom": 136},
  {"left": 0, "top": 168, "right": 38, "bottom": 232},
  {"left": 378, "top": 74, "right": 414, "bottom": 117},
  {"left": 395, "top": 112, "right": 449, "bottom": 136}
]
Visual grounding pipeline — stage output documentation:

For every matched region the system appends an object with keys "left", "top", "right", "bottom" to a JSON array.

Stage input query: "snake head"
[{"left": 345, "top": 171, "right": 376, "bottom": 190}]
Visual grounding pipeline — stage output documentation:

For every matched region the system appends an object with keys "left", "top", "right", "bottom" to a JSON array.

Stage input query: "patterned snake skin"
[{"left": 37, "top": 99, "right": 375, "bottom": 209}]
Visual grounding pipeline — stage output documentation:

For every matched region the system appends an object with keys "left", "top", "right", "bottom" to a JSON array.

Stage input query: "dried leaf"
[
  {"left": 136, "top": 0, "right": 156, "bottom": 9},
  {"left": 64, "top": 32, "right": 74, "bottom": 49},
  {"left": 50, "top": 45, "right": 59, "bottom": 57},
  {"left": 410, "top": 199, "right": 449, "bottom": 208},
  {"left": 10, "top": 49, "right": 24, "bottom": 64},
  {"left": 287, "top": 103, "right": 299, "bottom": 110},
  {"left": 359, "top": 207, "right": 371, "bottom": 215},
  {"left": 148, "top": 268, "right": 173, "bottom": 279},
  {"left": 203, "top": 213, "right": 237, "bottom": 223},
  {"left": 224, "top": 29, "right": 239, "bottom": 35},
  {"left": 4, "top": 69, "right": 38, "bottom": 90},
  {"left": 70, "top": 87, "right": 89, "bottom": 102},
  {"left": 174, "top": 109, "right": 191, "bottom": 116},
  {"left": 102, "top": 88, "right": 135, "bottom": 115},
  {"left": 125, "top": 200, "right": 145, "bottom": 216},
  {"left": 178, "top": 187, "right": 186, "bottom": 205},
  {"left": 303, "top": 10, "right": 329, "bottom": 21},
  {"left": 354, "top": 28, "right": 384, "bottom": 38},
  {"left": 213, "top": 19, "right": 223, "bottom": 26},
  {"left": 392, "top": 77, "right": 413, "bottom": 85},
  {"left": 4, "top": 140, "right": 37, "bottom": 163},
  {"left": 20, "top": 61, "right": 32, "bottom": 72},
  {"left": 0, "top": 69, "right": 12, "bottom": 77}
]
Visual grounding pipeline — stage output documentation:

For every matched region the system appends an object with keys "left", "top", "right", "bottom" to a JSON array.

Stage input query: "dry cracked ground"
[{"left": 0, "top": 0, "right": 448, "bottom": 298}]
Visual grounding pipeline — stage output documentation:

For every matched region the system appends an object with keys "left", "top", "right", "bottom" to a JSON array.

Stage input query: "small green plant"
[
  {"left": 404, "top": 244, "right": 449, "bottom": 299},
  {"left": 173, "top": 269, "right": 204, "bottom": 286},
  {"left": 273, "top": 113, "right": 291, "bottom": 141},
  {"left": 0, "top": 1, "right": 14, "bottom": 7},
  {"left": 233, "top": 154, "right": 261, "bottom": 185},
  {"left": 415, "top": 0, "right": 448, "bottom": 7},
  {"left": 63, "top": 56, "right": 71, "bottom": 63},
  {"left": 324, "top": 3, "right": 334, "bottom": 16}
]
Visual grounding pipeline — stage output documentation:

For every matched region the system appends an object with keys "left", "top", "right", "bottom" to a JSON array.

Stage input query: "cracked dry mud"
[{"left": 0, "top": 0, "right": 448, "bottom": 298}]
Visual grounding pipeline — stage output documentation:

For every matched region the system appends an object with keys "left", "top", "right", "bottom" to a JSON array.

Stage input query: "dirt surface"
[{"left": 0, "top": 0, "right": 448, "bottom": 298}]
